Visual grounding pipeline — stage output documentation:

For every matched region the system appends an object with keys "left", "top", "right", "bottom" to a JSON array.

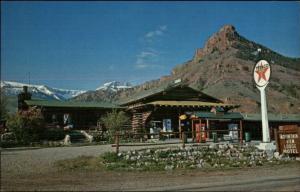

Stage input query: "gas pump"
[{"left": 195, "top": 123, "right": 206, "bottom": 143}]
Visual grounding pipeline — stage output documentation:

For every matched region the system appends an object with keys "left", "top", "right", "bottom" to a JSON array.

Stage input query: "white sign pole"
[
  {"left": 253, "top": 60, "right": 272, "bottom": 142},
  {"left": 258, "top": 84, "right": 270, "bottom": 142},
  {"left": 253, "top": 60, "right": 275, "bottom": 150}
]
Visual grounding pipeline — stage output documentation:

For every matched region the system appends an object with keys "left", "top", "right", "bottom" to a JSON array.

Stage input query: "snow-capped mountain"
[
  {"left": 1, "top": 81, "right": 86, "bottom": 101},
  {"left": 96, "top": 81, "right": 132, "bottom": 92}
]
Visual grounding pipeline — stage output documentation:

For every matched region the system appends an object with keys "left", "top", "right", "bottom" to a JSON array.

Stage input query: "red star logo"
[{"left": 255, "top": 64, "right": 269, "bottom": 82}]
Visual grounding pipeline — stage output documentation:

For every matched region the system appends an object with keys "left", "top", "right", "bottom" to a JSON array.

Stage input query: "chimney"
[
  {"left": 17, "top": 86, "right": 32, "bottom": 111},
  {"left": 23, "top": 86, "right": 28, "bottom": 94}
]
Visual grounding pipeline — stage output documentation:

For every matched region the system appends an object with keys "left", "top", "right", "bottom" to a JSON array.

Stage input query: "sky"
[{"left": 1, "top": 1, "right": 300, "bottom": 90}]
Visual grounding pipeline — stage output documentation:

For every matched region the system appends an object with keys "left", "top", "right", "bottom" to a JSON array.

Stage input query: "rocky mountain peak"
[
  {"left": 194, "top": 25, "right": 239, "bottom": 61},
  {"left": 218, "top": 25, "right": 236, "bottom": 35}
]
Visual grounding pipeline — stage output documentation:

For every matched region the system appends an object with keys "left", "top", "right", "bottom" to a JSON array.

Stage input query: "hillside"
[{"left": 73, "top": 25, "right": 300, "bottom": 113}]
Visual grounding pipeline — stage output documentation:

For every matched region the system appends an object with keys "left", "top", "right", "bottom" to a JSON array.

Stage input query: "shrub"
[
  {"left": 42, "top": 128, "right": 66, "bottom": 141},
  {"left": 0, "top": 88, "right": 8, "bottom": 121},
  {"left": 100, "top": 110, "right": 130, "bottom": 142},
  {"left": 7, "top": 108, "right": 45, "bottom": 144}
]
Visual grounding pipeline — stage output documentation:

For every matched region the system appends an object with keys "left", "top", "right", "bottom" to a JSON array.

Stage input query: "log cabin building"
[
  {"left": 18, "top": 81, "right": 300, "bottom": 142},
  {"left": 118, "top": 81, "right": 241, "bottom": 140},
  {"left": 18, "top": 86, "right": 123, "bottom": 130}
]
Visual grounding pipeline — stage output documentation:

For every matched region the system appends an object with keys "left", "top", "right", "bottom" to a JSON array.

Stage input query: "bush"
[
  {"left": 100, "top": 110, "right": 130, "bottom": 142},
  {"left": 42, "top": 128, "right": 66, "bottom": 141},
  {"left": 0, "top": 89, "right": 8, "bottom": 121},
  {"left": 7, "top": 108, "right": 45, "bottom": 144},
  {"left": 0, "top": 140, "right": 21, "bottom": 148},
  {"left": 90, "top": 131, "right": 108, "bottom": 142}
]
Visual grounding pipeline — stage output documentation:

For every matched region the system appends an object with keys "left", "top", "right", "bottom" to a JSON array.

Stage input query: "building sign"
[
  {"left": 277, "top": 125, "right": 300, "bottom": 156},
  {"left": 163, "top": 119, "right": 172, "bottom": 132},
  {"left": 253, "top": 60, "right": 271, "bottom": 87}
]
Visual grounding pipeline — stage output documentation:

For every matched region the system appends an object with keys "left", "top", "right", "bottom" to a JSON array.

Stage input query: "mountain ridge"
[
  {"left": 73, "top": 25, "right": 300, "bottom": 113},
  {"left": 1, "top": 81, "right": 86, "bottom": 101}
]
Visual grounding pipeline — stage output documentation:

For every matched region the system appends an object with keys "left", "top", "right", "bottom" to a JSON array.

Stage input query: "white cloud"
[
  {"left": 145, "top": 25, "right": 167, "bottom": 40},
  {"left": 135, "top": 25, "right": 168, "bottom": 69},
  {"left": 137, "top": 51, "right": 157, "bottom": 58},
  {"left": 135, "top": 50, "right": 159, "bottom": 69},
  {"left": 136, "top": 64, "right": 149, "bottom": 69}
]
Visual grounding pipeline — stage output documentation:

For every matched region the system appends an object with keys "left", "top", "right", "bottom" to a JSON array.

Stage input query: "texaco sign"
[{"left": 253, "top": 60, "right": 271, "bottom": 87}]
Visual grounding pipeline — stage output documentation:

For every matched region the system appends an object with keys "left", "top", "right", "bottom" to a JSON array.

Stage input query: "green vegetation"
[
  {"left": 6, "top": 96, "right": 18, "bottom": 114},
  {"left": 42, "top": 128, "right": 66, "bottom": 141},
  {"left": 234, "top": 35, "right": 300, "bottom": 71},
  {"left": 0, "top": 89, "right": 8, "bottom": 121},
  {"left": 6, "top": 108, "right": 45, "bottom": 144},
  {"left": 55, "top": 155, "right": 104, "bottom": 171},
  {"left": 100, "top": 110, "right": 130, "bottom": 142},
  {"left": 282, "top": 83, "right": 298, "bottom": 98}
]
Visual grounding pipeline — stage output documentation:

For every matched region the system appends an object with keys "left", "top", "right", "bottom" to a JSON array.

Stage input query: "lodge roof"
[
  {"left": 25, "top": 99, "right": 122, "bottom": 109},
  {"left": 119, "top": 81, "right": 224, "bottom": 106},
  {"left": 194, "top": 112, "right": 243, "bottom": 120},
  {"left": 143, "top": 100, "right": 238, "bottom": 109},
  {"left": 242, "top": 113, "right": 300, "bottom": 122}
]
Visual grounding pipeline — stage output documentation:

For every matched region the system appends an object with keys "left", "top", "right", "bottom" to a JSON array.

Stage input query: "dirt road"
[{"left": 1, "top": 145, "right": 300, "bottom": 191}]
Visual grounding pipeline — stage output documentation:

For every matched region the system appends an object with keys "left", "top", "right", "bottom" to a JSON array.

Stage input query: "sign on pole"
[
  {"left": 253, "top": 60, "right": 271, "bottom": 87},
  {"left": 253, "top": 60, "right": 271, "bottom": 143}
]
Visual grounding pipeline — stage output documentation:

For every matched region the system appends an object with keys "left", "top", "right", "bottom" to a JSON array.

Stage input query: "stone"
[
  {"left": 165, "top": 165, "right": 174, "bottom": 171},
  {"left": 273, "top": 152, "right": 280, "bottom": 159},
  {"left": 63, "top": 135, "right": 71, "bottom": 145},
  {"left": 202, "top": 162, "right": 211, "bottom": 168},
  {"left": 209, "top": 143, "right": 218, "bottom": 149},
  {"left": 189, "top": 165, "right": 196, "bottom": 169},
  {"left": 146, "top": 149, "right": 151, "bottom": 154},
  {"left": 256, "top": 142, "right": 276, "bottom": 151}
]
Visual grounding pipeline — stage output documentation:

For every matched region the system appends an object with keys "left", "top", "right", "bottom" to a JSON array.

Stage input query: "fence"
[{"left": 112, "top": 129, "right": 242, "bottom": 153}]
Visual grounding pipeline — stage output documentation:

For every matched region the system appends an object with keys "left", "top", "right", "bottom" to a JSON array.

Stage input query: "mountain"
[
  {"left": 1, "top": 81, "right": 86, "bottom": 101},
  {"left": 72, "top": 81, "right": 133, "bottom": 102},
  {"left": 73, "top": 25, "right": 300, "bottom": 113},
  {"left": 96, "top": 81, "right": 132, "bottom": 92}
]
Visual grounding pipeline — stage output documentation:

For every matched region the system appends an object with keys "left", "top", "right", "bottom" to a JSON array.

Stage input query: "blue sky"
[{"left": 1, "top": 2, "right": 300, "bottom": 90}]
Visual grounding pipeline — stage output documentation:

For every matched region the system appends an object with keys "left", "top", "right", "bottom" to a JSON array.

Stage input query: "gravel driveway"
[
  {"left": 1, "top": 143, "right": 182, "bottom": 175},
  {"left": 1, "top": 144, "right": 300, "bottom": 191}
]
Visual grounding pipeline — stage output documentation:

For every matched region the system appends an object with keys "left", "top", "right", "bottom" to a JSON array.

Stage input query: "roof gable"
[{"left": 119, "top": 81, "right": 222, "bottom": 106}]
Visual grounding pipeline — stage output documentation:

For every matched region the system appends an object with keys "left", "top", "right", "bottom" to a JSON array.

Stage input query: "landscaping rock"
[
  {"left": 164, "top": 165, "right": 174, "bottom": 171},
  {"left": 209, "top": 143, "right": 218, "bottom": 149},
  {"left": 108, "top": 143, "right": 293, "bottom": 171}
]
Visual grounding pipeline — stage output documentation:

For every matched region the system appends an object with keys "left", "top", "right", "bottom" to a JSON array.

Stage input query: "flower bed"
[{"left": 102, "top": 144, "right": 294, "bottom": 171}]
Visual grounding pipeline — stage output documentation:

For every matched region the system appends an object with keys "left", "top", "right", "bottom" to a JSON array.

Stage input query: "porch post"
[
  {"left": 191, "top": 119, "right": 194, "bottom": 142},
  {"left": 199, "top": 118, "right": 202, "bottom": 143},
  {"left": 206, "top": 119, "right": 209, "bottom": 139},
  {"left": 179, "top": 115, "right": 181, "bottom": 139},
  {"left": 239, "top": 120, "right": 243, "bottom": 144}
]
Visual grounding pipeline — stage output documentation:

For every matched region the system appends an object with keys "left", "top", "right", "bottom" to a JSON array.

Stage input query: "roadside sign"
[
  {"left": 253, "top": 59, "right": 271, "bottom": 144},
  {"left": 253, "top": 60, "right": 271, "bottom": 87},
  {"left": 276, "top": 125, "right": 300, "bottom": 156}
]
